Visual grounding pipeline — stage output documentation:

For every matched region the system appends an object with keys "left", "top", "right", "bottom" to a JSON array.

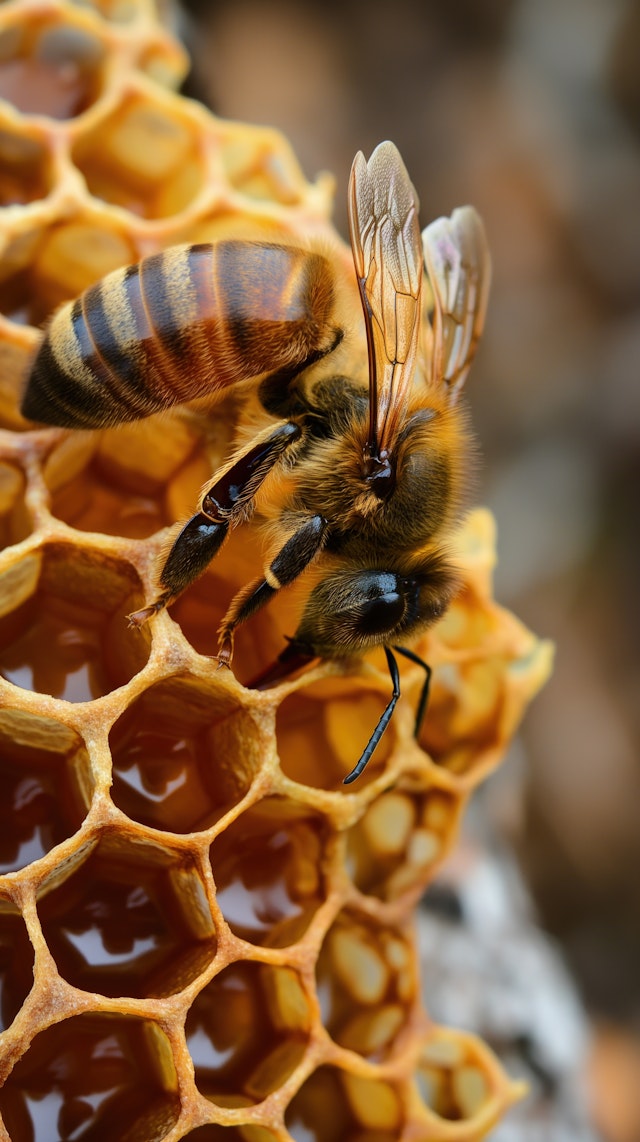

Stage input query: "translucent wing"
[
  {"left": 422, "top": 206, "right": 491, "bottom": 403},
  {"left": 348, "top": 141, "right": 423, "bottom": 457}
]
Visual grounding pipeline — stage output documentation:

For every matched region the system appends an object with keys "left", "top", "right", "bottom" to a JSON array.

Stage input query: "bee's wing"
[
  {"left": 422, "top": 207, "right": 491, "bottom": 403},
  {"left": 348, "top": 141, "right": 423, "bottom": 456}
]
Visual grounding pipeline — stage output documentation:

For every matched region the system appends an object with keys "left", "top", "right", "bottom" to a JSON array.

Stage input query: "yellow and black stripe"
[{"left": 21, "top": 241, "right": 338, "bottom": 429}]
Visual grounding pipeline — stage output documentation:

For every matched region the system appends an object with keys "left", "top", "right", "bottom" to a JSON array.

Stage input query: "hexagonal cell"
[
  {"left": 185, "top": 210, "right": 299, "bottom": 246},
  {"left": 316, "top": 913, "right": 415, "bottom": 1061},
  {"left": 140, "top": 414, "right": 312, "bottom": 682},
  {"left": 276, "top": 677, "right": 397, "bottom": 793},
  {"left": 0, "top": 124, "right": 54, "bottom": 206},
  {"left": 0, "top": 227, "right": 45, "bottom": 327},
  {"left": 416, "top": 1030, "right": 495, "bottom": 1123},
  {"left": 0, "top": 326, "right": 38, "bottom": 431},
  {"left": 0, "top": 903, "right": 35, "bottom": 1033},
  {"left": 434, "top": 589, "right": 500, "bottom": 653},
  {"left": 186, "top": 961, "right": 311, "bottom": 1107},
  {"left": 70, "top": 0, "right": 145, "bottom": 22},
  {"left": 37, "top": 832, "right": 216, "bottom": 999},
  {"left": 0, "top": 708, "right": 93, "bottom": 874},
  {"left": 419, "top": 656, "right": 509, "bottom": 777},
  {"left": 109, "top": 675, "right": 251, "bottom": 834},
  {"left": 210, "top": 796, "right": 329, "bottom": 947},
  {"left": 285, "top": 1066, "right": 403, "bottom": 1141},
  {"left": 47, "top": 413, "right": 213, "bottom": 539},
  {"left": 219, "top": 131, "right": 305, "bottom": 207},
  {"left": 0, "top": 1011, "right": 180, "bottom": 1141},
  {"left": 0, "top": 217, "right": 136, "bottom": 328},
  {"left": 0, "top": 543, "right": 150, "bottom": 701},
  {"left": 0, "top": 460, "right": 30, "bottom": 551},
  {"left": 345, "top": 787, "right": 462, "bottom": 901},
  {"left": 169, "top": 523, "right": 298, "bottom": 683},
  {"left": 0, "top": 15, "right": 107, "bottom": 120},
  {"left": 180, "top": 1129, "right": 279, "bottom": 1142},
  {"left": 72, "top": 90, "right": 207, "bottom": 218}
]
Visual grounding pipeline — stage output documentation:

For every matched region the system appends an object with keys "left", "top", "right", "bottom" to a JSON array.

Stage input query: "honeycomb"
[{"left": 0, "top": 2, "right": 552, "bottom": 1139}]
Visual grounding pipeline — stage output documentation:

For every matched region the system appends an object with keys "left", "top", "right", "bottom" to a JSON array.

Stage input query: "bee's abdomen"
[{"left": 22, "top": 242, "right": 337, "bottom": 429}]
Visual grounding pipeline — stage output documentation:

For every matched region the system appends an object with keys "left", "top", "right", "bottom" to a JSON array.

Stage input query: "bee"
[{"left": 22, "top": 142, "right": 491, "bottom": 783}]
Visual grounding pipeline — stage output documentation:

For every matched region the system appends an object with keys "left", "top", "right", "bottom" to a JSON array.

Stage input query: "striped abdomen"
[{"left": 22, "top": 242, "right": 339, "bottom": 429}]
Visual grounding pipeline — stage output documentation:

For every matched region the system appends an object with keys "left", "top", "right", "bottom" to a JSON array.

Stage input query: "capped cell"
[
  {"left": 72, "top": 89, "right": 208, "bottom": 219},
  {"left": 73, "top": 0, "right": 148, "bottom": 22},
  {"left": 317, "top": 913, "right": 416, "bottom": 1060},
  {"left": 276, "top": 677, "right": 396, "bottom": 792},
  {"left": 415, "top": 1029, "right": 495, "bottom": 1123},
  {"left": 285, "top": 1066, "right": 402, "bottom": 1141},
  {"left": 47, "top": 411, "right": 210, "bottom": 540},
  {"left": 109, "top": 675, "right": 251, "bottom": 834},
  {"left": 186, "top": 961, "right": 311, "bottom": 1106},
  {"left": 346, "top": 787, "right": 461, "bottom": 900},
  {"left": 419, "top": 656, "right": 509, "bottom": 778},
  {"left": 0, "top": 1011, "right": 180, "bottom": 1141},
  {"left": 37, "top": 833, "right": 217, "bottom": 998},
  {"left": 210, "top": 795, "right": 329, "bottom": 947},
  {"left": 0, "top": 542, "right": 150, "bottom": 701},
  {"left": 0, "top": 124, "right": 54, "bottom": 206},
  {"left": 0, "top": 215, "right": 136, "bottom": 328},
  {"left": 434, "top": 588, "right": 499, "bottom": 652},
  {"left": 219, "top": 129, "right": 306, "bottom": 207},
  {"left": 0, "top": 708, "right": 92, "bottom": 874}
]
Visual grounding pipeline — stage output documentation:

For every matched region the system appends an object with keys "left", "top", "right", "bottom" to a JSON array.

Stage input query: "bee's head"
[{"left": 291, "top": 554, "right": 458, "bottom": 658}]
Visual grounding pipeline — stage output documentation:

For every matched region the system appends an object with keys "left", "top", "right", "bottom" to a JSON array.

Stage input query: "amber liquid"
[
  {"left": 52, "top": 461, "right": 167, "bottom": 538},
  {"left": 0, "top": 43, "right": 100, "bottom": 121},
  {"left": 0, "top": 749, "right": 86, "bottom": 873},
  {"left": 0, "top": 589, "right": 148, "bottom": 701},
  {"left": 38, "top": 844, "right": 216, "bottom": 999},
  {"left": 211, "top": 799, "right": 326, "bottom": 947},
  {"left": 0, "top": 913, "right": 35, "bottom": 1033},
  {"left": 0, "top": 1013, "right": 180, "bottom": 1141},
  {"left": 109, "top": 688, "right": 250, "bottom": 834},
  {"left": 186, "top": 961, "right": 308, "bottom": 1105}
]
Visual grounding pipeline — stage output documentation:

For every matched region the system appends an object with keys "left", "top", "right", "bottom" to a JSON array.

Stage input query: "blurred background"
[{"left": 177, "top": 1, "right": 640, "bottom": 1137}]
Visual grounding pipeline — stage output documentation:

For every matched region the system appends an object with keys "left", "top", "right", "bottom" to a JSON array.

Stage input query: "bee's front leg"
[{"left": 128, "top": 421, "right": 302, "bottom": 628}]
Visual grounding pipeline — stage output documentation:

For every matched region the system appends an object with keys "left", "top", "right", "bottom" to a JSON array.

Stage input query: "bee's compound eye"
[
  {"left": 354, "top": 572, "right": 406, "bottom": 636},
  {"left": 293, "top": 570, "right": 417, "bottom": 656}
]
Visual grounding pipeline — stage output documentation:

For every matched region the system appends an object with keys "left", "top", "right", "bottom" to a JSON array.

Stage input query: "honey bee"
[{"left": 22, "top": 142, "right": 491, "bottom": 783}]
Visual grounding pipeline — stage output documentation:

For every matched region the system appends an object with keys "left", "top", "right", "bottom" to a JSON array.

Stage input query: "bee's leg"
[
  {"left": 128, "top": 513, "right": 229, "bottom": 627},
  {"left": 343, "top": 647, "right": 400, "bottom": 784},
  {"left": 128, "top": 421, "right": 302, "bottom": 627},
  {"left": 217, "top": 514, "right": 327, "bottom": 666},
  {"left": 393, "top": 644, "right": 432, "bottom": 738}
]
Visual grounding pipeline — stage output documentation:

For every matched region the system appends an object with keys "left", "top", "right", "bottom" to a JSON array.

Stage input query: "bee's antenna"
[
  {"left": 343, "top": 646, "right": 400, "bottom": 784},
  {"left": 393, "top": 644, "right": 432, "bottom": 738}
]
